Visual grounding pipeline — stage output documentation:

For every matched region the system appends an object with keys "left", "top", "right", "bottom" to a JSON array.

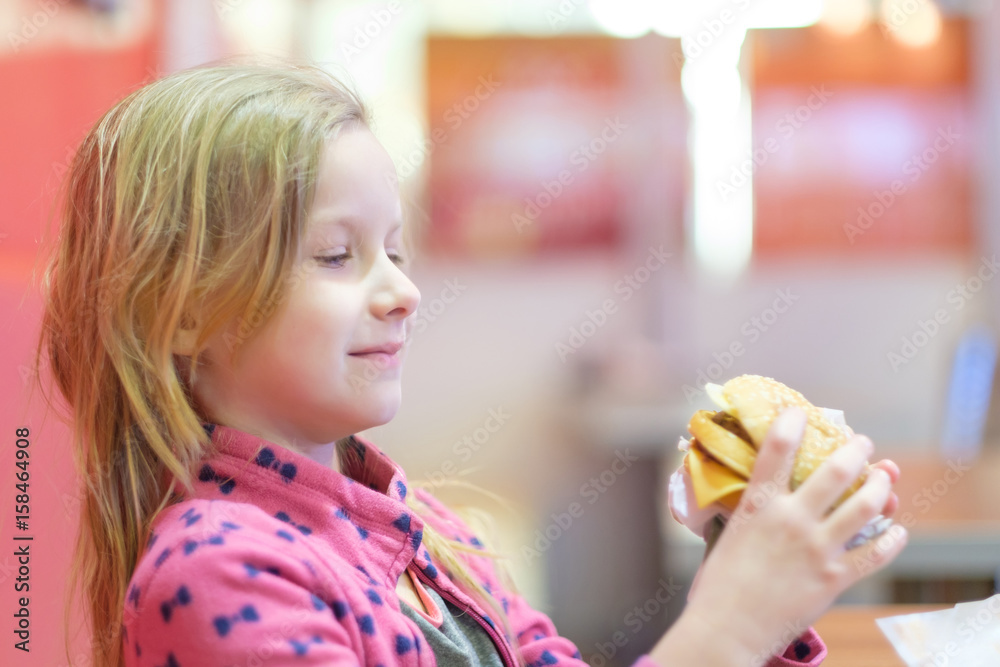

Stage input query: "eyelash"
[{"left": 316, "top": 252, "right": 406, "bottom": 268}]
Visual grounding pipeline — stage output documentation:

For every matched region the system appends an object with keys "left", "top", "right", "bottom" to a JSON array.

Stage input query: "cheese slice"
[
  {"left": 688, "top": 410, "right": 757, "bottom": 478},
  {"left": 715, "top": 490, "right": 742, "bottom": 512},
  {"left": 686, "top": 445, "right": 748, "bottom": 510}
]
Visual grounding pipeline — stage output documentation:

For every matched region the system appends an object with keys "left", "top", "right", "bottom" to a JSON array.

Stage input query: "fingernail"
[{"left": 775, "top": 407, "right": 806, "bottom": 441}]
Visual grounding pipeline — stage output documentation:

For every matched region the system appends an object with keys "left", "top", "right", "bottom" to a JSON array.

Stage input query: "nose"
[{"left": 370, "top": 254, "right": 420, "bottom": 321}]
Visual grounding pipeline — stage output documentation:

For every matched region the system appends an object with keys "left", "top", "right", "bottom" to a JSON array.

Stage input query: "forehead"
[
  {"left": 305, "top": 128, "right": 402, "bottom": 240},
  {"left": 314, "top": 127, "right": 399, "bottom": 200}
]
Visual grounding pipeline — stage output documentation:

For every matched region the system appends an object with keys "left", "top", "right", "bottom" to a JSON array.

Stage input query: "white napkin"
[
  {"left": 667, "top": 436, "right": 725, "bottom": 538},
  {"left": 876, "top": 595, "right": 1000, "bottom": 666}
]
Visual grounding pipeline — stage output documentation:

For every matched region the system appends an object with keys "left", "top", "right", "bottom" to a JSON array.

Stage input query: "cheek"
[{"left": 277, "top": 290, "right": 355, "bottom": 363}]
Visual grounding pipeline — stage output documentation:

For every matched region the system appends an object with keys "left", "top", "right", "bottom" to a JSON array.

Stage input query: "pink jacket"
[{"left": 121, "top": 423, "right": 826, "bottom": 666}]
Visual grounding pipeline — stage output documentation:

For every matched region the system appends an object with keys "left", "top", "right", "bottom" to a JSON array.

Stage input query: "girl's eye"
[
  {"left": 314, "top": 249, "right": 405, "bottom": 268},
  {"left": 317, "top": 252, "right": 351, "bottom": 267}
]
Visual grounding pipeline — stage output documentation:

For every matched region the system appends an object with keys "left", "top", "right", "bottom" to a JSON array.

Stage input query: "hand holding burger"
[
  {"left": 669, "top": 375, "right": 895, "bottom": 553},
  {"left": 649, "top": 376, "right": 908, "bottom": 666}
]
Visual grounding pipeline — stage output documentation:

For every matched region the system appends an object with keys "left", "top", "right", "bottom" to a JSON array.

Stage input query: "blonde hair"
[{"left": 32, "top": 58, "right": 523, "bottom": 667}]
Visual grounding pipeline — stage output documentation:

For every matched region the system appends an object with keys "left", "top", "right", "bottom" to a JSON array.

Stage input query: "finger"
[
  {"left": 794, "top": 435, "right": 872, "bottom": 516},
  {"left": 737, "top": 407, "right": 805, "bottom": 513},
  {"left": 839, "top": 523, "right": 909, "bottom": 586},
  {"left": 881, "top": 491, "right": 899, "bottom": 518},
  {"left": 729, "top": 407, "right": 803, "bottom": 527},
  {"left": 824, "top": 467, "right": 892, "bottom": 546},
  {"left": 871, "top": 459, "right": 900, "bottom": 484},
  {"left": 870, "top": 460, "right": 900, "bottom": 516}
]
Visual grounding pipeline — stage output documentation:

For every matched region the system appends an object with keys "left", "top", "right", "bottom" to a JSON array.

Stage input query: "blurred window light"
[
  {"left": 587, "top": 0, "right": 824, "bottom": 278},
  {"left": 651, "top": 0, "right": 824, "bottom": 38},
  {"left": 425, "top": 0, "right": 507, "bottom": 36},
  {"left": 879, "top": 0, "right": 943, "bottom": 48},
  {"left": 648, "top": 4, "right": 706, "bottom": 38},
  {"left": 681, "top": 55, "right": 744, "bottom": 115},
  {"left": 664, "top": 1, "right": 823, "bottom": 279},
  {"left": 682, "top": 26, "right": 754, "bottom": 279},
  {"left": 303, "top": 1, "right": 427, "bottom": 182},
  {"left": 217, "top": 0, "right": 296, "bottom": 56},
  {"left": 820, "top": 0, "right": 875, "bottom": 36},
  {"left": 589, "top": 0, "right": 654, "bottom": 38},
  {"left": 690, "top": 73, "right": 754, "bottom": 279},
  {"left": 744, "top": 0, "right": 826, "bottom": 28}
]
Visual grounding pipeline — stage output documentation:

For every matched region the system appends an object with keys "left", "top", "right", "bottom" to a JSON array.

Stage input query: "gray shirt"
[{"left": 399, "top": 584, "right": 506, "bottom": 667}]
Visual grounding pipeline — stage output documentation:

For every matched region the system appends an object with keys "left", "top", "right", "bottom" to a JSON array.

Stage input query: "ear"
[{"left": 171, "top": 311, "right": 201, "bottom": 357}]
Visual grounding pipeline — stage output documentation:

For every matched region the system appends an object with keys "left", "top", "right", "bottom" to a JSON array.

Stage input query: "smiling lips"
[{"left": 349, "top": 341, "right": 403, "bottom": 369}]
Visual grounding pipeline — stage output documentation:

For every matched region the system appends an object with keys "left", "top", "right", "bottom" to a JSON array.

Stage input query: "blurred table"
[
  {"left": 814, "top": 604, "right": 949, "bottom": 667},
  {"left": 879, "top": 453, "right": 1000, "bottom": 590},
  {"left": 891, "top": 452, "right": 1000, "bottom": 525}
]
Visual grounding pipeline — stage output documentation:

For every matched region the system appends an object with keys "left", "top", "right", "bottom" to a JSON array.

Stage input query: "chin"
[{"left": 357, "top": 388, "right": 402, "bottom": 428}]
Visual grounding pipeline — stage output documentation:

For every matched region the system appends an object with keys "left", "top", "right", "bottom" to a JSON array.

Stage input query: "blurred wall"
[{"left": 0, "top": 6, "right": 162, "bottom": 665}]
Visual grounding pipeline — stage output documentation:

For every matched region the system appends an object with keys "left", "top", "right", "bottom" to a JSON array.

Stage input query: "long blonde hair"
[{"left": 32, "top": 58, "right": 522, "bottom": 667}]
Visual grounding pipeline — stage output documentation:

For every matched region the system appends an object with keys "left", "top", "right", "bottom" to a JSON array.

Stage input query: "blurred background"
[{"left": 2, "top": 0, "right": 1000, "bottom": 665}]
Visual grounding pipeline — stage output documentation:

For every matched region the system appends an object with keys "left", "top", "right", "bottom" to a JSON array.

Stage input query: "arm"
[
  {"left": 124, "top": 523, "right": 362, "bottom": 666},
  {"left": 414, "top": 408, "right": 903, "bottom": 666},
  {"left": 643, "top": 614, "right": 826, "bottom": 667}
]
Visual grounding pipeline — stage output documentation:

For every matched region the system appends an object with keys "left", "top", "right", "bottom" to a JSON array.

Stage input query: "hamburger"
[{"left": 668, "top": 374, "right": 892, "bottom": 554}]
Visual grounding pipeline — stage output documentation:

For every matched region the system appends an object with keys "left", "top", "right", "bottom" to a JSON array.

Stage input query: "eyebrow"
[{"left": 308, "top": 215, "right": 403, "bottom": 236}]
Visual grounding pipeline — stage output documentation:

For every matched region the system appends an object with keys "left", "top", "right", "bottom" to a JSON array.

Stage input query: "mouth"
[{"left": 348, "top": 341, "right": 404, "bottom": 368}]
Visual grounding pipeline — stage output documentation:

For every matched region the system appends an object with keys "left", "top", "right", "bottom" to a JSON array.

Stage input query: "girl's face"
[{"left": 190, "top": 126, "right": 421, "bottom": 455}]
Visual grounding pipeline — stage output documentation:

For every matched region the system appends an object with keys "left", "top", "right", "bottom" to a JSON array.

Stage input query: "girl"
[{"left": 34, "top": 60, "right": 907, "bottom": 667}]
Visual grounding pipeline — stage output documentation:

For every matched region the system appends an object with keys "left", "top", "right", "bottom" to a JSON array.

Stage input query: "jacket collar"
[{"left": 184, "top": 422, "right": 426, "bottom": 588}]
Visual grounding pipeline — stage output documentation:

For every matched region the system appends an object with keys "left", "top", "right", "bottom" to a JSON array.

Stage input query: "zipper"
[{"left": 409, "top": 565, "right": 518, "bottom": 667}]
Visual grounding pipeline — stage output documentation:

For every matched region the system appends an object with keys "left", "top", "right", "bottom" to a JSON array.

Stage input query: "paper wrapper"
[
  {"left": 668, "top": 436, "right": 722, "bottom": 539},
  {"left": 667, "top": 406, "right": 892, "bottom": 552},
  {"left": 876, "top": 595, "right": 1000, "bottom": 666}
]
